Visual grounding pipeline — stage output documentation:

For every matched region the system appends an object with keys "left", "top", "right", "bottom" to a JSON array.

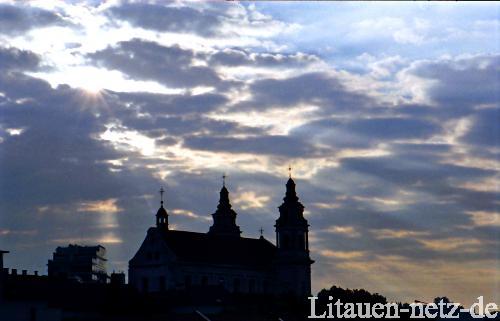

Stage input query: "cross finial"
[
  {"left": 259, "top": 227, "right": 264, "bottom": 237},
  {"left": 288, "top": 164, "right": 292, "bottom": 178},
  {"left": 159, "top": 186, "right": 165, "bottom": 206},
  {"left": 222, "top": 173, "right": 226, "bottom": 187}
]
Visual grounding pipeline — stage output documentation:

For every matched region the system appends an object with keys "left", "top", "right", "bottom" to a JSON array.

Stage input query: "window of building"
[
  {"left": 29, "top": 307, "right": 36, "bottom": 321},
  {"left": 159, "top": 276, "right": 166, "bottom": 291},
  {"left": 298, "top": 234, "right": 305, "bottom": 250},
  {"left": 142, "top": 277, "right": 149, "bottom": 293},
  {"left": 233, "top": 278, "right": 240, "bottom": 293},
  {"left": 249, "top": 279, "right": 255, "bottom": 293},
  {"left": 185, "top": 275, "right": 191, "bottom": 288},
  {"left": 283, "top": 234, "right": 290, "bottom": 249}
]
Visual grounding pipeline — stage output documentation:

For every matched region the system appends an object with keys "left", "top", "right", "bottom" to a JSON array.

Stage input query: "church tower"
[
  {"left": 156, "top": 186, "right": 168, "bottom": 230},
  {"left": 275, "top": 172, "right": 313, "bottom": 297},
  {"left": 208, "top": 176, "right": 241, "bottom": 237}
]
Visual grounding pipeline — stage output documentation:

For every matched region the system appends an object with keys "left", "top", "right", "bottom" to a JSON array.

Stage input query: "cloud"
[
  {"left": 0, "top": 71, "right": 52, "bottom": 100},
  {"left": 107, "top": 3, "right": 223, "bottom": 37},
  {"left": 291, "top": 117, "right": 440, "bottom": 149},
  {"left": 232, "top": 190, "right": 271, "bottom": 210},
  {"left": 323, "top": 225, "right": 360, "bottom": 238},
  {"left": 340, "top": 155, "right": 495, "bottom": 194},
  {"left": 0, "top": 46, "right": 41, "bottom": 71},
  {"left": 239, "top": 72, "right": 374, "bottom": 113},
  {"left": 347, "top": 118, "right": 439, "bottom": 139},
  {"left": 88, "top": 39, "right": 224, "bottom": 89},
  {"left": 408, "top": 54, "right": 500, "bottom": 109},
  {"left": 78, "top": 198, "right": 122, "bottom": 214},
  {"left": 373, "top": 229, "right": 429, "bottom": 240},
  {"left": 320, "top": 250, "right": 366, "bottom": 260},
  {"left": 208, "top": 48, "right": 319, "bottom": 68},
  {"left": 183, "top": 135, "right": 327, "bottom": 158},
  {"left": 466, "top": 211, "right": 500, "bottom": 227},
  {"left": 461, "top": 108, "right": 500, "bottom": 147},
  {"left": 120, "top": 112, "right": 265, "bottom": 139},
  {"left": 106, "top": 2, "right": 295, "bottom": 40},
  {"left": 0, "top": 3, "right": 67, "bottom": 35},
  {"left": 115, "top": 91, "right": 228, "bottom": 116},
  {"left": 351, "top": 17, "right": 448, "bottom": 46}
]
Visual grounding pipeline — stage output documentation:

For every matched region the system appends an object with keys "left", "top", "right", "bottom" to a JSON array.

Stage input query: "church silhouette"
[{"left": 129, "top": 175, "right": 314, "bottom": 297}]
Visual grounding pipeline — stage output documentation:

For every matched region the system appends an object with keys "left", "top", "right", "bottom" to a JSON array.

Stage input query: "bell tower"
[
  {"left": 275, "top": 168, "right": 313, "bottom": 297},
  {"left": 208, "top": 175, "right": 241, "bottom": 237},
  {"left": 156, "top": 186, "right": 168, "bottom": 230}
]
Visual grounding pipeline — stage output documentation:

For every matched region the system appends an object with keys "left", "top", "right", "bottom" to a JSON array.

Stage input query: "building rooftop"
[{"left": 146, "top": 228, "right": 277, "bottom": 269}]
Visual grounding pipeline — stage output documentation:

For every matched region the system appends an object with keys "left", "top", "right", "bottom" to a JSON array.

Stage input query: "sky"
[{"left": 0, "top": 1, "right": 498, "bottom": 307}]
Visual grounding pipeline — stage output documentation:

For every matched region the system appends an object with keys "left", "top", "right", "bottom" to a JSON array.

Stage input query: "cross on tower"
[
  {"left": 259, "top": 227, "right": 264, "bottom": 237},
  {"left": 222, "top": 173, "right": 227, "bottom": 187},
  {"left": 288, "top": 165, "right": 292, "bottom": 178},
  {"left": 159, "top": 186, "right": 165, "bottom": 205}
]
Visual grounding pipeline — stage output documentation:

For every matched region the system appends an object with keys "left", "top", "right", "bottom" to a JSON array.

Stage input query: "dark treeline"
[{"left": 308, "top": 285, "right": 497, "bottom": 320}]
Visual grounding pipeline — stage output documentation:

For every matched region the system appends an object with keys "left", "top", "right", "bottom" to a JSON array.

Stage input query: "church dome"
[{"left": 156, "top": 205, "right": 167, "bottom": 217}]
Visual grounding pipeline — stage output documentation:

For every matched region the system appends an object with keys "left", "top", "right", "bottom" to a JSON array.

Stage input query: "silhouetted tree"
[{"left": 313, "top": 285, "right": 388, "bottom": 318}]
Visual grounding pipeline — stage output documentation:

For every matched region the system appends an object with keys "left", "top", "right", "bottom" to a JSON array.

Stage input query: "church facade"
[{"left": 128, "top": 177, "right": 313, "bottom": 297}]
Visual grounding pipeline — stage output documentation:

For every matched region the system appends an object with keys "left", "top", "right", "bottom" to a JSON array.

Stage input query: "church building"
[{"left": 128, "top": 176, "right": 313, "bottom": 297}]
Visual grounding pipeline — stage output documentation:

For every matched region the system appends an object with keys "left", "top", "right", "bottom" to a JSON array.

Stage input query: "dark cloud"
[
  {"left": 239, "top": 72, "right": 374, "bottom": 113},
  {"left": 346, "top": 117, "right": 439, "bottom": 139},
  {"left": 410, "top": 55, "right": 500, "bottom": 109},
  {"left": 107, "top": 3, "right": 223, "bottom": 37},
  {"left": 461, "top": 107, "right": 500, "bottom": 147},
  {"left": 97, "top": 90, "right": 264, "bottom": 138},
  {"left": 119, "top": 112, "right": 265, "bottom": 139},
  {"left": 0, "top": 71, "right": 52, "bottom": 100},
  {"left": 327, "top": 152, "right": 499, "bottom": 217},
  {"left": 115, "top": 91, "right": 228, "bottom": 116},
  {"left": 183, "top": 135, "right": 327, "bottom": 157},
  {"left": 401, "top": 64, "right": 500, "bottom": 162},
  {"left": 0, "top": 46, "right": 41, "bottom": 71},
  {"left": 0, "top": 4, "right": 66, "bottom": 35},
  {"left": 106, "top": 2, "right": 283, "bottom": 40},
  {"left": 88, "top": 39, "right": 224, "bottom": 89},
  {"left": 291, "top": 117, "right": 441, "bottom": 149},
  {"left": 341, "top": 155, "right": 494, "bottom": 189},
  {"left": 389, "top": 143, "right": 452, "bottom": 155}
]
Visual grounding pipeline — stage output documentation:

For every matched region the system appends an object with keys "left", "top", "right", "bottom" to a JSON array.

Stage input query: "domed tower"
[
  {"left": 208, "top": 175, "right": 241, "bottom": 237},
  {"left": 275, "top": 170, "right": 313, "bottom": 297},
  {"left": 156, "top": 186, "right": 169, "bottom": 230}
]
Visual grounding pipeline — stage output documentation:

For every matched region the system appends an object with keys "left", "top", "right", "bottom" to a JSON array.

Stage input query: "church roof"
[{"left": 160, "top": 229, "right": 276, "bottom": 269}]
